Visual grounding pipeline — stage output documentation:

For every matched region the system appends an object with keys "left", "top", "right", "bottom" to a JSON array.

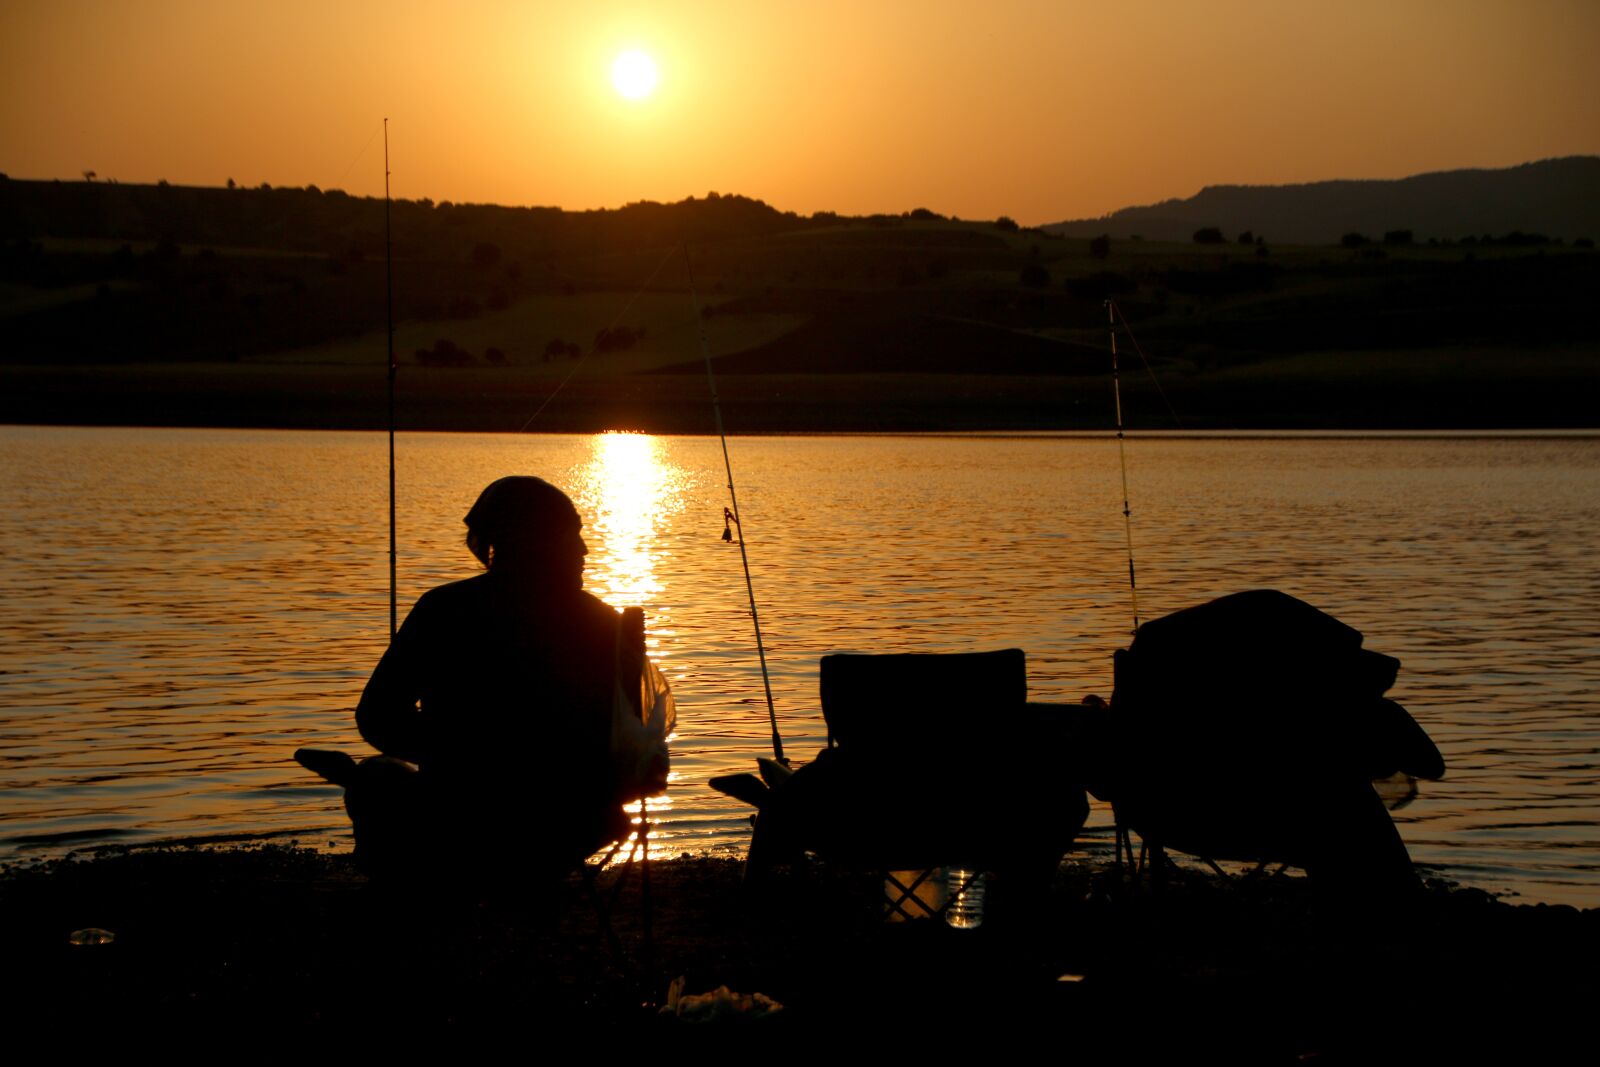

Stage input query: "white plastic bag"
[{"left": 611, "top": 626, "right": 674, "bottom": 804}]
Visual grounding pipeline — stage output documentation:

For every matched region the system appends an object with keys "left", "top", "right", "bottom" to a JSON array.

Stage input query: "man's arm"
[{"left": 355, "top": 602, "right": 427, "bottom": 763}]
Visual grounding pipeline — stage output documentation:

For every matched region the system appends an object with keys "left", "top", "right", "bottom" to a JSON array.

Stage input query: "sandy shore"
[{"left": 2, "top": 843, "right": 1594, "bottom": 1056}]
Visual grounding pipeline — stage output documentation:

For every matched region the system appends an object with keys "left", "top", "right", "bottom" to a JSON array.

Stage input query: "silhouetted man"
[{"left": 317, "top": 476, "right": 641, "bottom": 890}]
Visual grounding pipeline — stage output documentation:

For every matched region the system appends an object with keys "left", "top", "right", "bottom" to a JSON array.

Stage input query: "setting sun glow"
[{"left": 610, "top": 49, "right": 658, "bottom": 100}]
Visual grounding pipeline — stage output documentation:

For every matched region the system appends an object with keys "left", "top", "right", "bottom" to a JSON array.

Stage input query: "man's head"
[{"left": 463, "top": 476, "right": 586, "bottom": 584}]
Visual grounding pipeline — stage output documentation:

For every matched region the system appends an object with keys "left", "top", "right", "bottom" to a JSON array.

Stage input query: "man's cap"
[{"left": 463, "top": 476, "right": 580, "bottom": 540}]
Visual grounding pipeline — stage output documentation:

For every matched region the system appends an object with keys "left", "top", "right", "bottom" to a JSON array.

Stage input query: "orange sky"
[{"left": 2, "top": 0, "right": 1595, "bottom": 224}]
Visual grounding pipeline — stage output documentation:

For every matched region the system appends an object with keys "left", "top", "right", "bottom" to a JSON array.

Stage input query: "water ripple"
[{"left": 1, "top": 427, "right": 1596, "bottom": 904}]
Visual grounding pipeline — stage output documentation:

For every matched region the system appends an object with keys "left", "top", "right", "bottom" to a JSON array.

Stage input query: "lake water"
[{"left": 1, "top": 426, "right": 1596, "bottom": 905}]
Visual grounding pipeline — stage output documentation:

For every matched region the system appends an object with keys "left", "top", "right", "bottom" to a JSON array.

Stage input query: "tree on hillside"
[
  {"left": 417, "top": 339, "right": 472, "bottom": 366},
  {"left": 1341, "top": 232, "right": 1371, "bottom": 248},
  {"left": 994, "top": 216, "right": 1019, "bottom": 232},
  {"left": 1193, "top": 227, "right": 1225, "bottom": 244},
  {"left": 82, "top": 170, "right": 96, "bottom": 182}
]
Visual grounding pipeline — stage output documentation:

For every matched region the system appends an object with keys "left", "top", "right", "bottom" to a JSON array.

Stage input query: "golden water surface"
[{"left": 1, "top": 427, "right": 1596, "bottom": 905}]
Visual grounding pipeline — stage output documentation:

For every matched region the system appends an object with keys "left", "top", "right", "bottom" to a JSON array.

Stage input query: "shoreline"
[
  {"left": 5, "top": 356, "right": 1599, "bottom": 434},
  {"left": 5, "top": 843, "right": 1595, "bottom": 1049},
  {"left": 6, "top": 421, "right": 1600, "bottom": 441}
]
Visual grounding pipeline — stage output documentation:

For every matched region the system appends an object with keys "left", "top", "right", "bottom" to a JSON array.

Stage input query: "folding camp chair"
[
  {"left": 745, "top": 648, "right": 1087, "bottom": 923},
  {"left": 1088, "top": 590, "right": 1443, "bottom": 896},
  {"left": 572, "top": 808, "right": 655, "bottom": 977}
]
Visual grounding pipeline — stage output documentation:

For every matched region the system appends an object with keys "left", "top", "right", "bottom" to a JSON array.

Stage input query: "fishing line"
[
  {"left": 683, "top": 245, "right": 785, "bottom": 765},
  {"left": 506, "top": 238, "right": 786, "bottom": 762},
  {"left": 334, "top": 122, "right": 384, "bottom": 193},
  {"left": 1107, "top": 299, "right": 1183, "bottom": 429},
  {"left": 384, "top": 119, "right": 397, "bottom": 640},
  {"left": 515, "top": 245, "right": 680, "bottom": 433}
]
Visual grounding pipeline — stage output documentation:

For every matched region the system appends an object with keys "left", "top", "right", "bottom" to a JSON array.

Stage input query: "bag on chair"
[{"left": 610, "top": 606, "right": 675, "bottom": 804}]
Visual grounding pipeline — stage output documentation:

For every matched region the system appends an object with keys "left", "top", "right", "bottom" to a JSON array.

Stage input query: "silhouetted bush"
[
  {"left": 994, "top": 216, "right": 1019, "bottom": 232},
  {"left": 1089, "top": 235, "right": 1111, "bottom": 260},
  {"left": 1193, "top": 227, "right": 1225, "bottom": 245},
  {"left": 418, "top": 339, "right": 472, "bottom": 366},
  {"left": 594, "top": 326, "right": 645, "bottom": 353},
  {"left": 1341, "top": 232, "right": 1371, "bottom": 248},
  {"left": 1479, "top": 231, "right": 1553, "bottom": 247},
  {"left": 1384, "top": 230, "right": 1413, "bottom": 246},
  {"left": 1237, "top": 230, "right": 1254, "bottom": 245}
]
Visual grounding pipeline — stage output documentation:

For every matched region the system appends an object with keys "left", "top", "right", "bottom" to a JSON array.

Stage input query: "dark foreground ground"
[{"left": 1, "top": 845, "right": 1594, "bottom": 1059}]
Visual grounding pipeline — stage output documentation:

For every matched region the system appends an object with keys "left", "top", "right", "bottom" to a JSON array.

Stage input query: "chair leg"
[
  {"left": 882, "top": 869, "right": 930, "bottom": 921},
  {"left": 1115, "top": 821, "right": 1135, "bottom": 877},
  {"left": 638, "top": 810, "right": 654, "bottom": 985},
  {"left": 579, "top": 845, "right": 630, "bottom": 962}
]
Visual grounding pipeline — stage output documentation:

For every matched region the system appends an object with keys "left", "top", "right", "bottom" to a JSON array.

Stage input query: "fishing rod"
[
  {"left": 684, "top": 246, "right": 785, "bottom": 766},
  {"left": 384, "top": 118, "right": 397, "bottom": 640},
  {"left": 1106, "top": 299, "right": 1139, "bottom": 635},
  {"left": 1104, "top": 298, "right": 1189, "bottom": 875},
  {"left": 1103, "top": 298, "right": 1141, "bottom": 875},
  {"left": 1102, "top": 297, "right": 1184, "bottom": 635}
]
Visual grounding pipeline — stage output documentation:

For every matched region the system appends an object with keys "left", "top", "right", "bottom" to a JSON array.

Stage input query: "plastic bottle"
[
  {"left": 68, "top": 927, "right": 115, "bottom": 946},
  {"left": 944, "top": 868, "right": 986, "bottom": 929}
]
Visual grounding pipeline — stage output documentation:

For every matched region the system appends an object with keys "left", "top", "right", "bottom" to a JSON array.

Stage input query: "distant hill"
[
  {"left": 0, "top": 178, "right": 808, "bottom": 262},
  {"left": 3, "top": 169, "right": 1597, "bottom": 431},
  {"left": 1044, "top": 157, "right": 1600, "bottom": 245}
]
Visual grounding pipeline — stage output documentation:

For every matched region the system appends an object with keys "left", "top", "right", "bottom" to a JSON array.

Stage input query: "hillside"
[
  {"left": 1045, "top": 158, "right": 1600, "bottom": 245},
  {"left": 1, "top": 175, "right": 1596, "bottom": 431}
]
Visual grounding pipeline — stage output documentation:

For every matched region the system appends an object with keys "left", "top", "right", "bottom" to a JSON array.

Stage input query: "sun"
[{"left": 611, "top": 49, "right": 659, "bottom": 100}]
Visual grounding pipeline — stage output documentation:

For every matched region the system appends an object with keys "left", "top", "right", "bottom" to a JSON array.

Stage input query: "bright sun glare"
[{"left": 611, "top": 49, "right": 659, "bottom": 100}]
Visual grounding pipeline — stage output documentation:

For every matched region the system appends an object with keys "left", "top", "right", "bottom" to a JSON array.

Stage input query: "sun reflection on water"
[
  {"left": 573, "top": 433, "right": 690, "bottom": 858},
  {"left": 573, "top": 432, "right": 686, "bottom": 612}
]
